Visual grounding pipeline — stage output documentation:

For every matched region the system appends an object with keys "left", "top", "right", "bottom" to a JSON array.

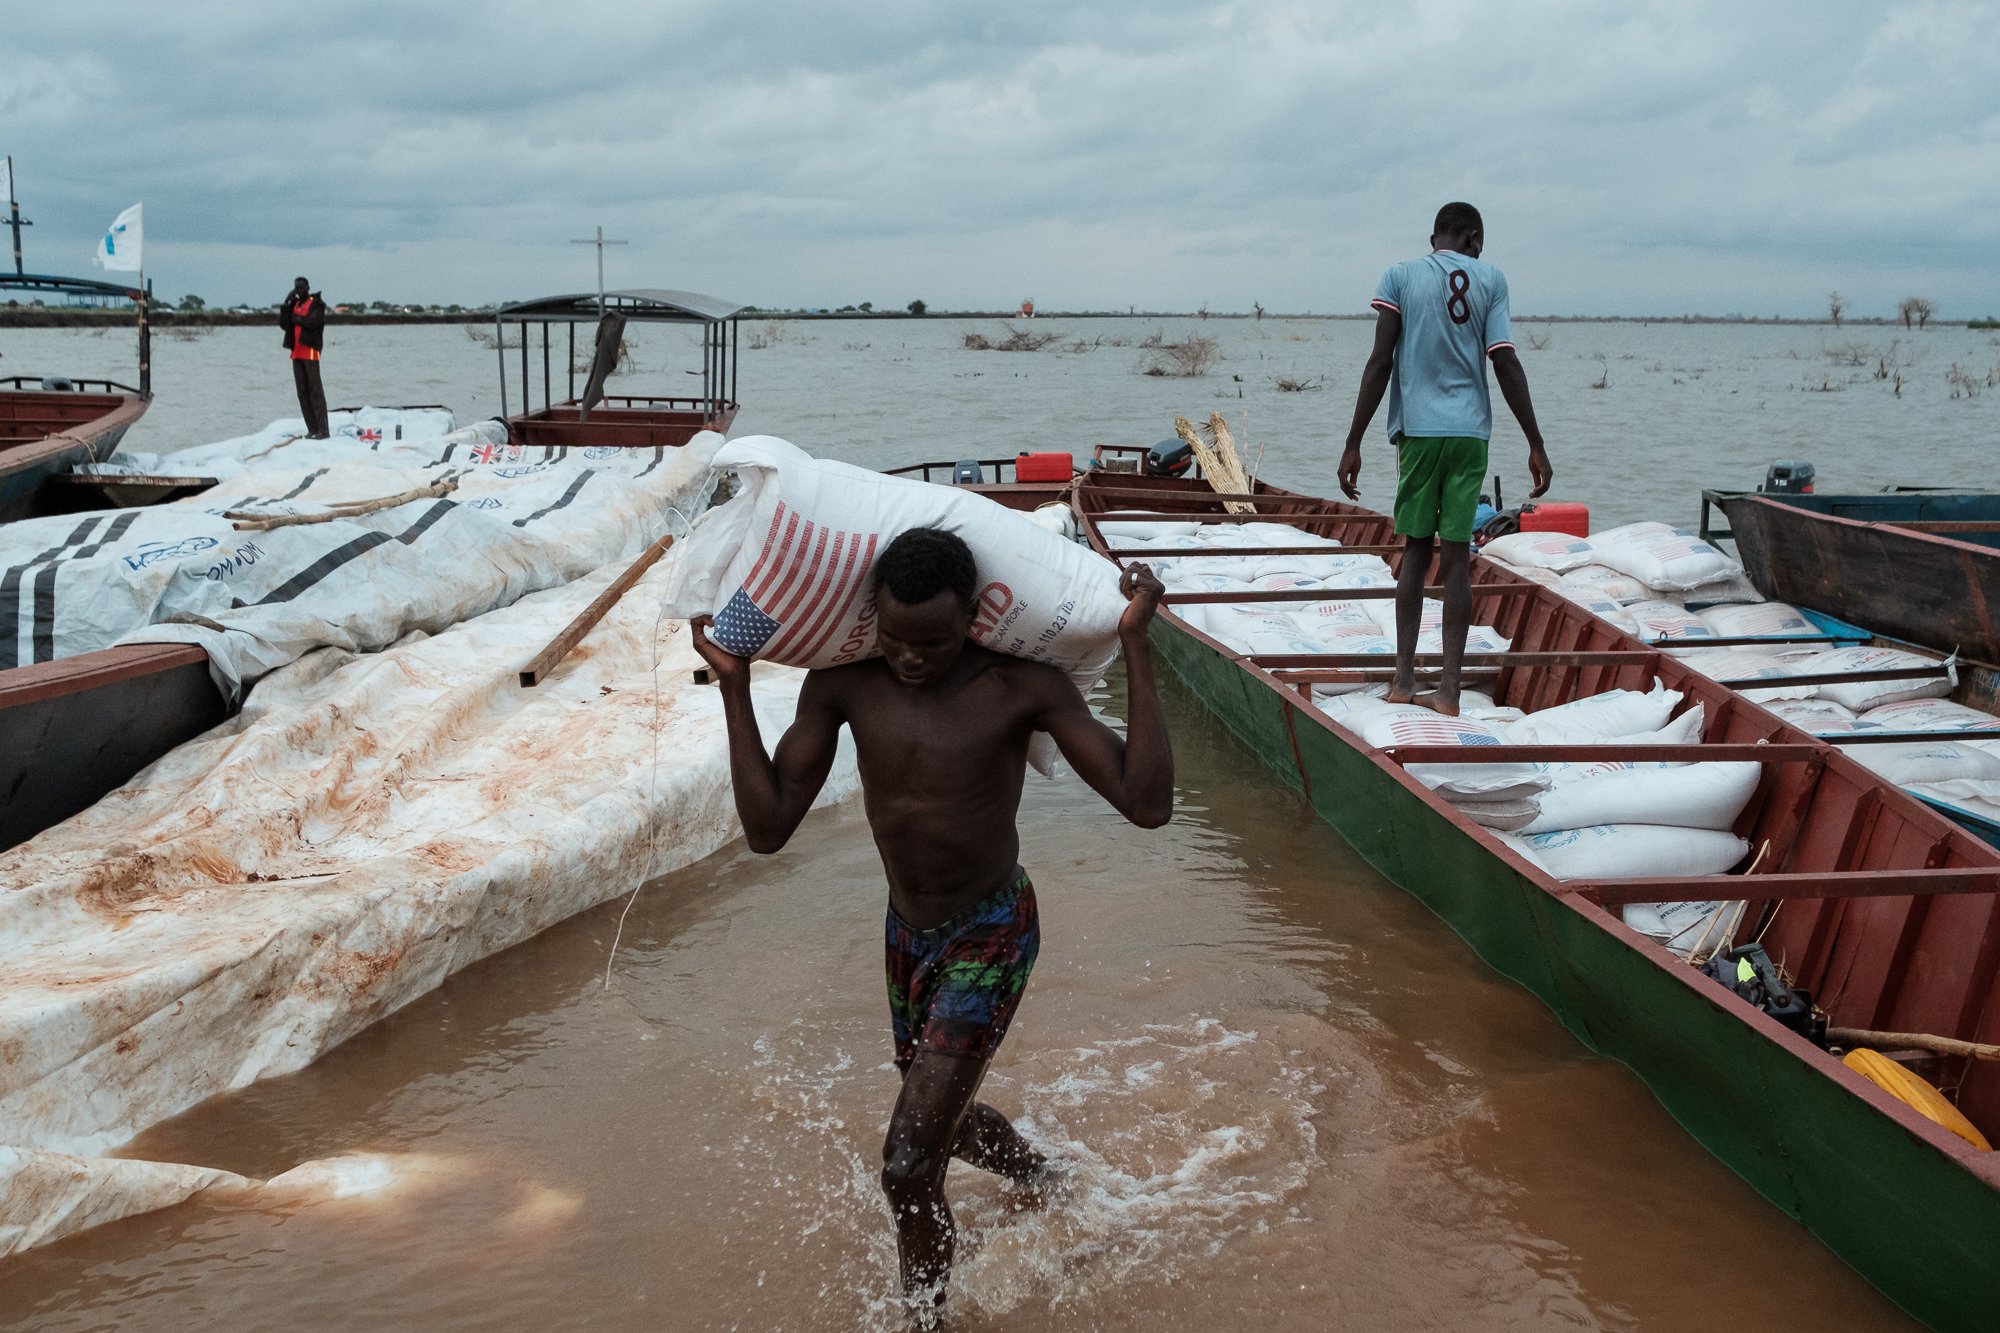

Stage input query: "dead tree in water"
[
  {"left": 1899, "top": 297, "right": 1936, "bottom": 329},
  {"left": 1828, "top": 291, "right": 1846, "bottom": 327}
]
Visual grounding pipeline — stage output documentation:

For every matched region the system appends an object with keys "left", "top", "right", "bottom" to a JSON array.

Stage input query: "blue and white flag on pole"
[{"left": 94, "top": 202, "right": 142, "bottom": 272}]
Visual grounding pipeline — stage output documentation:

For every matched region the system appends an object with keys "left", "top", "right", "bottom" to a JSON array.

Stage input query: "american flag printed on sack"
[
  {"left": 1388, "top": 717, "right": 1500, "bottom": 746},
  {"left": 708, "top": 502, "right": 881, "bottom": 663}
]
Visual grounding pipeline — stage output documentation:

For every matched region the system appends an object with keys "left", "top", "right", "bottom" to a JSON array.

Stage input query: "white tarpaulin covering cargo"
[
  {"left": 3, "top": 416, "right": 724, "bottom": 692},
  {"left": 77, "top": 405, "right": 464, "bottom": 480},
  {"left": 0, "top": 547, "right": 860, "bottom": 1256}
]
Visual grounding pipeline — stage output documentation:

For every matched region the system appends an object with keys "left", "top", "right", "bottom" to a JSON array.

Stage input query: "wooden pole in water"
[{"left": 519, "top": 534, "right": 675, "bottom": 687}]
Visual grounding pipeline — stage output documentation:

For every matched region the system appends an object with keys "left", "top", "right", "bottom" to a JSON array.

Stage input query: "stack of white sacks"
[
  {"left": 1479, "top": 520, "right": 2000, "bottom": 820},
  {"left": 1109, "top": 516, "right": 1760, "bottom": 954},
  {"left": 1103, "top": 517, "right": 1511, "bottom": 678}
]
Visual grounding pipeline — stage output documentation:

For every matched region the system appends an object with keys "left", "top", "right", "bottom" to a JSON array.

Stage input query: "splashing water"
[{"left": 746, "top": 1017, "right": 1326, "bottom": 1327}]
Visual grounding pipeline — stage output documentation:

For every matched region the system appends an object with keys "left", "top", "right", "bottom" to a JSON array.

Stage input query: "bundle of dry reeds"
[{"left": 1173, "top": 412, "right": 1257, "bottom": 514}]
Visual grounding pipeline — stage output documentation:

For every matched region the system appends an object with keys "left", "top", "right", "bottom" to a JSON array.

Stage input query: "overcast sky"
[{"left": 5, "top": 1, "right": 1997, "bottom": 316}]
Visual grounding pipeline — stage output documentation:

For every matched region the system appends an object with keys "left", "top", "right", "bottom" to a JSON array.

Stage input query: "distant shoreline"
[{"left": 0, "top": 308, "right": 1983, "bottom": 330}]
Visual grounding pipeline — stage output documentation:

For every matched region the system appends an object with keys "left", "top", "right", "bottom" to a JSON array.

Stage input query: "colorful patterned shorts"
[{"left": 885, "top": 867, "right": 1040, "bottom": 1071}]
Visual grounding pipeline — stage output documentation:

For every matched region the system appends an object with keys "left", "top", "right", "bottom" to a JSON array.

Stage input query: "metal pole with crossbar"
[{"left": 570, "top": 226, "right": 627, "bottom": 315}]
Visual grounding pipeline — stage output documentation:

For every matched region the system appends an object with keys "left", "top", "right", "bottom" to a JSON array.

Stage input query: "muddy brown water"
[{"left": 0, "top": 672, "right": 1909, "bottom": 1330}]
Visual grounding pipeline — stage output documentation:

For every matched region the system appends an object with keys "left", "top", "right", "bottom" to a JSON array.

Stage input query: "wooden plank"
[
  {"left": 1382, "top": 744, "right": 1824, "bottom": 764},
  {"left": 1087, "top": 511, "right": 1347, "bottom": 526},
  {"left": 1258, "top": 650, "right": 1656, "bottom": 670},
  {"left": 0, "top": 642, "right": 211, "bottom": 707},
  {"left": 1104, "top": 544, "right": 1399, "bottom": 557},
  {"left": 1165, "top": 582, "right": 1540, "bottom": 604},
  {"left": 1580, "top": 868, "right": 2000, "bottom": 905},
  {"left": 1716, "top": 665, "right": 1952, "bottom": 689},
  {"left": 1882, "top": 520, "right": 2000, "bottom": 535},
  {"left": 519, "top": 534, "right": 674, "bottom": 687},
  {"left": 1823, "top": 730, "right": 2000, "bottom": 745}
]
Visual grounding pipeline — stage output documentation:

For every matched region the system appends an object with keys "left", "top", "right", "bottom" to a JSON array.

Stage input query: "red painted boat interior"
[
  {"left": 0, "top": 390, "right": 134, "bottom": 450},
  {"left": 506, "top": 396, "right": 737, "bottom": 449},
  {"left": 1074, "top": 471, "right": 2000, "bottom": 1147}
]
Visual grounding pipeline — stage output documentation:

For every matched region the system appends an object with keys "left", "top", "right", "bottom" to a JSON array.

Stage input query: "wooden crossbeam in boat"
[
  {"left": 1090, "top": 511, "right": 1348, "bottom": 526},
  {"left": 1164, "top": 582, "right": 1541, "bottom": 604},
  {"left": 1666, "top": 633, "right": 1869, "bottom": 649},
  {"left": 1382, "top": 744, "right": 1822, "bottom": 764},
  {"left": 1823, "top": 729, "right": 2000, "bottom": 745},
  {"left": 1085, "top": 487, "right": 1297, "bottom": 504},
  {"left": 1716, "top": 665, "right": 1953, "bottom": 689},
  {"left": 1257, "top": 650, "right": 1656, "bottom": 671},
  {"left": 1104, "top": 545, "right": 1403, "bottom": 557},
  {"left": 1578, "top": 868, "right": 2000, "bottom": 905}
]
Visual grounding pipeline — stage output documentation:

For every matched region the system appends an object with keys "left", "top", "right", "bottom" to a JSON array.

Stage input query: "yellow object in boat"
[{"left": 1843, "top": 1048, "right": 1993, "bottom": 1151}]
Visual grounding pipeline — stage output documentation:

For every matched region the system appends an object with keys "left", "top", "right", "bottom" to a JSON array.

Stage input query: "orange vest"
[{"left": 290, "top": 298, "right": 321, "bottom": 361}]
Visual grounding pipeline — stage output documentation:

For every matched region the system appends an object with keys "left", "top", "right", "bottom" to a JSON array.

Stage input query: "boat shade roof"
[
  {"left": 1, "top": 272, "right": 144, "bottom": 302},
  {"left": 496, "top": 289, "right": 745, "bottom": 324}
]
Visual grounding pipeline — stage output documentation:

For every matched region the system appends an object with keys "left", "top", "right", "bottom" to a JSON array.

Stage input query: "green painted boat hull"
[{"left": 1149, "top": 617, "right": 2000, "bottom": 1332}]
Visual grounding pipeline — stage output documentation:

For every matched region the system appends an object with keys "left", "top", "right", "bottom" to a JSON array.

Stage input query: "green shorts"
[{"left": 1393, "top": 435, "right": 1488, "bottom": 543}]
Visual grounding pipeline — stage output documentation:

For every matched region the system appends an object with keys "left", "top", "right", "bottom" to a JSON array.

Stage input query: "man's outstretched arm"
[
  {"left": 691, "top": 617, "right": 842, "bottom": 853},
  {"left": 1489, "top": 346, "right": 1553, "bottom": 497},
  {"left": 1036, "top": 567, "right": 1173, "bottom": 828},
  {"left": 1338, "top": 308, "right": 1401, "bottom": 499}
]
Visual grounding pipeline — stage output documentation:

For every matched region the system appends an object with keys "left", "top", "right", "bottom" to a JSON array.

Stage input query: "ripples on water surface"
[
  {"left": 10, "top": 314, "right": 1999, "bottom": 525},
  {"left": 0, "top": 317, "right": 1948, "bottom": 1327}
]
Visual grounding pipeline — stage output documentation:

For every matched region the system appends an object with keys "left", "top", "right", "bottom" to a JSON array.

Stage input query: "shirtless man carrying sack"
[{"left": 690, "top": 526, "right": 1173, "bottom": 1323}]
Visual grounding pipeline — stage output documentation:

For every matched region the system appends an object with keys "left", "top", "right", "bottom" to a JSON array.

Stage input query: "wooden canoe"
[
  {"left": 1705, "top": 490, "right": 2000, "bottom": 667},
  {"left": 0, "top": 642, "right": 227, "bottom": 850},
  {"left": 1076, "top": 471, "right": 2000, "bottom": 1331},
  {"left": 0, "top": 386, "right": 150, "bottom": 522}
]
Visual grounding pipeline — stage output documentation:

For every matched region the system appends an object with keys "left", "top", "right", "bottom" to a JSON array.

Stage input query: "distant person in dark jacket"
[{"left": 279, "top": 277, "right": 330, "bottom": 439}]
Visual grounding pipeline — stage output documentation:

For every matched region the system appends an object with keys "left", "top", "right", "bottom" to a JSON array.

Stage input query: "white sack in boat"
[
  {"left": 1696, "top": 602, "right": 1816, "bottom": 638},
  {"left": 1760, "top": 697, "right": 1870, "bottom": 734},
  {"left": 1800, "top": 647, "right": 1954, "bottom": 713},
  {"left": 1588, "top": 522, "right": 1744, "bottom": 592},
  {"left": 658, "top": 437, "right": 1124, "bottom": 775},
  {"left": 1846, "top": 742, "right": 2000, "bottom": 786},
  {"left": 1859, "top": 697, "right": 2000, "bottom": 733},
  {"left": 1626, "top": 599, "right": 1717, "bottom": 642},
  {"left": 0, "top": 547, "right": 860, "bottom": 1256},
  {"left": 2, "top": 426, "right": 722, "bottom": 692},
  {"left": 1518, "top": 762, "right": 1760, "bottom": 835},
  {"left": 1547, "top": 584, "right": 1641, "bottom": 637},
  {"left": 1555, "top": 563, "right": 1650, "bottom": 605},
  {"left": 1668, "top": 648, "right": 1818, "bottom": 701},
  {"left": 1479, "top": 531, "right": 1597, "bottom": 572},
  {"left": 1358, "top": 596, "right": 1511, "bottom": 653},
  {"left": 1331, "top": 697, "right": 1550, "bottom": 801},
  {"left": 1505, "top": 684, "right": 1682, "bottom": 745},
  {"left": 1502, "top": 824, "right": 1749, "bottom": 881},
  {"left": 1620, "top": 898, "right": 1746, "bottom": 957},
  {"left": 80, "top": 406, "right": 463, "bottom": 479}
]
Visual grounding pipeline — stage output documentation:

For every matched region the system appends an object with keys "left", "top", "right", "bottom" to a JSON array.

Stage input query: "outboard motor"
[
  {"left": 1762, "top": 460, "right": 1815, "bottom": 494},
  {"left": 39, "top": 375, "right": 76, "bottom": 392},
  {"left": 950, "top": 459, "right": 985, "bottom": 485},
  {"left": 1145, "top": 438, "right": 1193, "bottom": 478}
]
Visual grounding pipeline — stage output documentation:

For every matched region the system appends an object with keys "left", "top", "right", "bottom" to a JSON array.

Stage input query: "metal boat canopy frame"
[
  {"left": 492, "top": 288, "right": 743, "bottom": 431},
  {"left": 1, "top": 271, "right": 151, "bottom": 397}
]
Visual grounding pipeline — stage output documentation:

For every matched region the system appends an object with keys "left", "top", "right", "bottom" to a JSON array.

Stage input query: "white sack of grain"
[
  {"left": 1480, "top": 531, "right": 1597, "bottom": 572},
  {"left": 1797, "top": 647, "right": 1954, "bottom": 712},
  {"left": 1505, "top": 684, "right": 1681, "bottom": 745},
  {"left": 1627, "top": 600, "right": 1718, "bottom": 642},
  {"left": 1558, "top": 563, "right": 1651, "bottom": 605},
  {"left": 661, "top": 437, "right": 1127, "bottom": 774},
  {"left": 1519, "top": 762, "right": 1760, "bottom": 834},
  {"left": 1589, "top": 522, "right": 1743, "bottom": 592},
  {"left": 1503, "top": 824, "right": 1749, "bottom": 881},
  {"left": 1696, "top": 602, "right": 1817, "bottom": 638},
  {"left": 1333, "top": 698, "right": 1549, "bottom": 800}
]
